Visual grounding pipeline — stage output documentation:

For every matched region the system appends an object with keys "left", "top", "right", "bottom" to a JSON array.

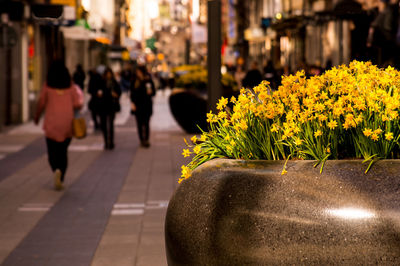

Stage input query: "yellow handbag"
[
  {"left": 70, "top": 86, "right": 86, "bottom": 139},
  {"left": 72, "top": 117, "right": 86, "bottom": 139}
]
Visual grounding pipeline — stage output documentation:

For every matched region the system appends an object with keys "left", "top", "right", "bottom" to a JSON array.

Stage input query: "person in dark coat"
[
  {"left": 72, "top": 64, "right": 86, "bottom": 91},
  {"left": 97, "top": 67, "right": 121, "bottom": 150},
  {"left": 130, "top": 66, "right": 156, "bottom": 148},
  {"left": 242, "top": 61, "right": 263, "bottom": 89},
  {"left": 88, "top": 69, "right": 102, "bottom": 130},
  {"left": 368, "top": 0, "right": 399, "bottom": 66},
  {"left": 120, "top": 63, "right": 133, "bottom": 93},
  {"left": 263, "top": 60, "right": 278, "bottom": 90}
]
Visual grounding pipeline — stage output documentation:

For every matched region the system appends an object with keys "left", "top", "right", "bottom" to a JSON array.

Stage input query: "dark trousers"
[
  {"left": 135, "top": 114, "right": 150, "bottom": 142},
  {"left": 100, "top": 113, "right": 115, "bottom": 148},
  {"left": 46, "top": 138, "right": 71, "bottom": 181},
  {"left": 91, "top": 110, "right": 100, "bottom": 130}
]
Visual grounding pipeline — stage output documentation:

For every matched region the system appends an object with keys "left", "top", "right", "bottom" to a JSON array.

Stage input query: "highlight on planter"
[
  {"left": 180, "top": 61, "right": 400, "bottom": 183},
  {"left": 325, "top": 207, "right": 376, "bottom": 220}
]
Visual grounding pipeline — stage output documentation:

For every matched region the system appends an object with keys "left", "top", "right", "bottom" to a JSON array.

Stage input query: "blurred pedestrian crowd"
[{"left": 34, "top": 60, "right": 159, "bottom": 190}]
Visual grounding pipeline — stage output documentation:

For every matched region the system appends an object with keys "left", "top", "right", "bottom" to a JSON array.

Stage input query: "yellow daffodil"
[
  {"left": 382, "top": 114, "right": 389, "bottom": 122},
  {"left": 371, "top": 133, "right": 379, "bottom": 141},
  {"left": 230, "top": 140, "right": 236, "bottom": 147},
  {"left": 327, "top": 120, "right": 338, "bottom": 130},
  {"left": 182, "top": 149, "right": 191, "bottom": 157},
  {"left": 294, "top": 138, "right": 303, "bottom": 146},
  {"left": 200, "top": 134, "right": 207, "bottom": 142},
  {"left": 222, "top": 119, "right": 230, "bottom": 127},
  {"left": 180, "top": 60, "right": 400, "bottom": 182},
  {"left": 218, "top": 111, "right": 228, "bottom": 120},
  {"left": 239, "top": 120, "right": 248, "bottom": 130},
  {"left": 183, "top": 138, "right": 190, "bottom": 146},
  {"left": 314, "top": 130, "right": 322, "bottom": 138},
  {"left": 231, "top": 111, "right": 241, "bottom": 121},
  {"left": 271, "top": 124, "right": 279, "bottom": 133},
  {"left": 179, "top": 165, "right": 191, "bottom": 183},
  {"left": 363, "top": 128, "right": 373, "bottom": 137},
  {"left": 217, "top": 97, "right": 228, "bottom": 110},
  {"left": 385, "top": 132, "right": 394, "bottom": 141},
  {"left": 206, "top": 111, "right": 217, "bottom": 123},
  {"left": 193, "top": 145, "right": 201, "bottom": 154}
]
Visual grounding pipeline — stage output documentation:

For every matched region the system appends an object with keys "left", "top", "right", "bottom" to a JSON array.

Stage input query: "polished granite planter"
[{"left": 165, "top": 159, "right": 400, "bottom": 265}]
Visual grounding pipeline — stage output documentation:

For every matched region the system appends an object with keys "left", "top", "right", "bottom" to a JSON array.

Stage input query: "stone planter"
[
  {"left": 165, "top": 159, "right": 400, "bottom": 265},
  {"left": 168, "top": 88, "right": 207, "bottom": 134}
]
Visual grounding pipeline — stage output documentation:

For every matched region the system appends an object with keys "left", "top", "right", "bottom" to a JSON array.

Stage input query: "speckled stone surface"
[{"left": 165, "top": 159, "right": 400, "bottom": 265}]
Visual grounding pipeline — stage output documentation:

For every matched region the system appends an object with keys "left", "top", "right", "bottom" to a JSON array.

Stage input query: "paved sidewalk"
[{"left": 0, "top": 90, "right": 191, "bottom": 265}]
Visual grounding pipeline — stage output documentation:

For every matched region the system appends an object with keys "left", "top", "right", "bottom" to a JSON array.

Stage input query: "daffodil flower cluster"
[
  {"left": 179, "top": 61, "right": 400, "bottom": 182},
  {"left": 173, "top": 65, "right": 238, "bottom": 91}
]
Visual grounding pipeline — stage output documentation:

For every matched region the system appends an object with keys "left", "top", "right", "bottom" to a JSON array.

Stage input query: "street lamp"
[{"left": 207, "top": 0, "right": 221, "bottom": 113}]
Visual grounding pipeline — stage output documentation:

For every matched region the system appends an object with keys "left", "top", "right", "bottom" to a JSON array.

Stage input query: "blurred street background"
[
  {"left": 0, "top": 90, "right": 190, "bottom": 265},
  {"left": 1, "top": 0, "right": 400, "bottom": 265}
]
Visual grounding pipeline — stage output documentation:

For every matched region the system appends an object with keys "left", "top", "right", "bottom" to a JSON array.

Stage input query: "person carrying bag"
[
  {"left": 34, "top": 60, "right": 84, "bottom": 190},
  {"left": 72, "top": 109, "right": 87, "bottom": 139}
]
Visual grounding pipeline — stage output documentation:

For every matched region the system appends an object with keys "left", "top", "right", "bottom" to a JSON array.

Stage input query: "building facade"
[
  {"left": 0, "top": 0, "right": 127, "bottom": 130},
  {"left": 235, "top": 0, "right": 390, "bottom": 74}
]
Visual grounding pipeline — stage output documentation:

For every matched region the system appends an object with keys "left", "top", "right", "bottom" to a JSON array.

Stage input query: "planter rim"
[
  {"left": 195, "top": 157, "right": 400, "bottom": 167},
  {"left": 189, "top": 158, "right": 400, "bottom": 180}
]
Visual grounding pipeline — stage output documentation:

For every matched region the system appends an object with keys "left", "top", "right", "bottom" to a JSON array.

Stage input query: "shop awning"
[
  {"left": 60, "top": 26, "right": 91, "bottom": 40},
  {"left": 60, "top": 26, "right": 111, "bottom": 44}
]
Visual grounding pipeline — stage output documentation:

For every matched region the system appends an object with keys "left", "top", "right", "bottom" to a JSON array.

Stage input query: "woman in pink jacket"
[{"left": 34, "top": 60, "right": 84, "bottom": 190}]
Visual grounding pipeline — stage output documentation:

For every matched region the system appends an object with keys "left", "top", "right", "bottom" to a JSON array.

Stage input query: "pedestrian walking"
[
  {"left": 234, "top": 65, "right": 246, "bottom": 90},
  {"left": 120, "top": 62, "right": 133, "bottom": 93},
  {"left": 367, "top": 0, "right": 399, "bottom": 66},
  {"left": 263, "top": 60, "right": 278, "bottom": 90},
  {"left": 98, "top": 67, "right": 121, "bottom": 150},
  {"left": 88, "top": 69, "right": 102, "bottom": 130},
  {"left": 130, "top": 65, "right": 156, "bottom": 148},
  {"left": 242, "top": 61, "right": 263, "bottom": 89},
  {"left": 72, "top": 64, "right": 86, "bottom": 91},
  {"left": 34, "top": 60, "right": 83, "bottom": 190}
]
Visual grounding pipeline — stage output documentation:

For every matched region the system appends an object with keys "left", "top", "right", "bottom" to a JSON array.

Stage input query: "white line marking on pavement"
[
  {"left": 145, "top": 201, "right": 169, "bottom": 209},
  {"left": 111, "top": 201, "right": 169, "bottom": 216},
  {"left": 114, "top": 203, "right": 146, "bottom": 208},
  {"left": 18, "top": 207, "right": 51, "bottom": 212},
  {"left": 147, "top": 200, "right": 169, "bottom": 206},
  {"left": 145, "top": 205, "right": 168, "bottom": 210},
  {"left": 0, "top": 145, "right": 24, "bottom": 153},
  {"left": 69, "top": 145, "right": 89, "bottom": 152},
  {"left": 69, "top": 144, "right": 104, "bottom": 151},
  {"left": 111, "top": 209, "right": 144, "bottom": 216},
  {"left": 22, "top": 203, "right": 54, "bottom": 207},
  {"left": 18, "top": 203, "right": 54, "bottom": 212}
]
